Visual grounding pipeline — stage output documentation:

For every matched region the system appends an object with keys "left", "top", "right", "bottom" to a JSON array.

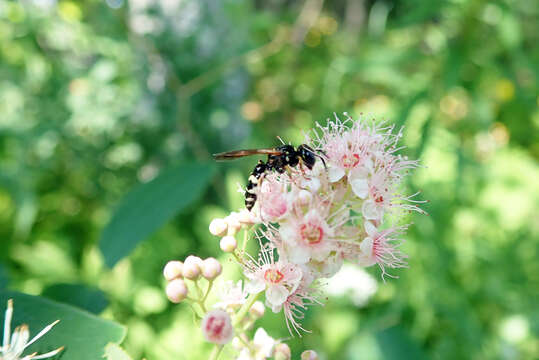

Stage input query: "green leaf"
[
  {"left": 0, "top": 291, "right": 126, "bottom": 360},
  {"left": 105, "top": 343, "right": 134, "bottom": 360},
  {"left": 0, "top": 264, "right": 8, "bottom": 289},
  {"left": 99, "top": 162, "right": 216, "bottom": 267},
  {"left": 42, "top": 283, "right": 108, "bottom": 314}
]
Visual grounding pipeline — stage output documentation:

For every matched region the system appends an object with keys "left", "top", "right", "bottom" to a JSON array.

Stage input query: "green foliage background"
[{"left": 0, "top": 0, "right": 537, "bottom": 359}]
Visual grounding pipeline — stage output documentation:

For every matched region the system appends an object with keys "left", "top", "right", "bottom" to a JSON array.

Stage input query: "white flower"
[
  {"left": 0, "top": 299, "right": 64, "bottom": 360},
  {"left": 234, "top": 328, "right": 276, "bottom": 360},
  {"left": 214, "top": 280, "right": 248, "bottom": 310},
  {"left": 325, "top": 264, "right": 378, "bottom": 307}
]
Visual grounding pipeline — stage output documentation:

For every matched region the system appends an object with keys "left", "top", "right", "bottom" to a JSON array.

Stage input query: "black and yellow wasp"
[{"left": 213, "top": 144, "right": 325, "bottom": 211}]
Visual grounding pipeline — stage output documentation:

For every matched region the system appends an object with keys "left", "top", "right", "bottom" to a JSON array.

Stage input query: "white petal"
[
  {"left": 279, "top": 222, "right": 297, "bottom": 242},
  {"left": 358, "top": 254, "right": 377, "bottom": 267},
  {"left": 245, "top": 279, "right": 266, "bottom": 294},
  {"left": 320, "top": 254, "right": 343, "bottom": 278},
  {"left": 254, "top": 328, "right": 275, "bottom": 357},
  {"left": 350, "top": 178, "right": 369, "bottom": 199},
  {"left": 287, "top": 244, "right": 310, "bottom": 264},
  {"left": 362, "top": 199, "right": 382, "bottom": 220},
  {"left": 266, "top": 285, "right": 289, "bottom": 308},
  {"left": 327, "top": 165, "right": 345, "bottom": 182},
  {"left": 364, "top": 220, "right": 377, "bottom": 237},
  {"left": 360, "top": 237, "right": 374, "bottom": 255},
  {"left": 358, "top": 237, "right": 376, "bottom": 267},
  {"left": 311, "top": 245, "right": 331, "bottom": 262},
  {"left": 349, "top": 168, "right": 369, "bottom": 199}
]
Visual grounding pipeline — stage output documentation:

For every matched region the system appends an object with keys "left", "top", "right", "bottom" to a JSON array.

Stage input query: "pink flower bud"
[
  {"left": 301, "top": 350, "right": 319, "bottom": 360},
  {"left": 220, "top": 235, "right": 237, "bottom": 253},
  {"left": 163, "top": 261, "right": 183, "bottom": 281},
  {"left": 274, "top": 343, "right": 291, "bottom": 360},
  {"left": 201, "top": 257, "right": 222, "bottom": 280},
  {"left": 209, "top": 218, "right": 228, "bottom": 236},
  {"left": 249, "top": 300, "right": 265, "bottom": 318},
  {"left": 225, "top": 213, "right": 241, "bottom": 235},
  {"left": 183, "top": 256, "right": 202, "bottom": 280},
  {"left": 201, "top": 309, "right": 234, "bottom": 345},
  {"left": 166, "top": 279, "right": 188, "bottom": 303}
]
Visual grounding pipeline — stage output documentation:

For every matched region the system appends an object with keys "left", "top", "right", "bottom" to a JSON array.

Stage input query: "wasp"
[{"left": 213, "top": 144, "right": 326, "bottom": 211}]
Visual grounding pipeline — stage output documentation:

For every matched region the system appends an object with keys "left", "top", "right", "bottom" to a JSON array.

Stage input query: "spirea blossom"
[
  {"left": 164, "top": 112, "right": 427, "bottom": 358},
  {"left": 242, "top": 113, "right": 426, "bottom": 330},
  {"left": 244, "top": 242, "right": 302, "bottom": 311}
]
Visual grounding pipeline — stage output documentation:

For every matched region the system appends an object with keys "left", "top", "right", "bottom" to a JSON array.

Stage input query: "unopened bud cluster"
[
  {"left": 163, "top": 255, "right": 222, "bottom": 303},
  {"left": 209, "top": 210, "right": 256, "bottom": 253}
]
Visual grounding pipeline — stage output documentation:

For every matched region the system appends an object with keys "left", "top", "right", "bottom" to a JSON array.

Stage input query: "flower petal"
[
  {"left": 327, "top": 165, "right": 345, "bottom": 182},
  {"left": 287, "top": 244, "right": 310, "bottom": 264},
  {"left": 349, "top": 168, "right": 369, "bottom": 199},
  {"left": 245, "top": 278, "right": 266, "bottom": 294},
  {"left": 350, "top": 177, "right": 369, "bottom": 199},
  {"left": 362, "top": 199, "right": 382, "bottom": 220},
  {"left": 364, "top": 220, "right": 377, "bottom": 237},
  {"left": 266, "top": 285, "right": 289, "bottom": 308}
]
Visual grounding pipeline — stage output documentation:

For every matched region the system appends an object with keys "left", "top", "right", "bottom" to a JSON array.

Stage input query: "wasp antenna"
[{"left": 317, "top": 154, "right": 327, "bottom": 170}]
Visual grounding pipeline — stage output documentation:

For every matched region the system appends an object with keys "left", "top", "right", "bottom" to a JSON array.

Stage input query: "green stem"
[
  {"left": 209, "top": 345, "right": 223, "bottom": 360},
  {"left": 233, "top": 292, "right": 260, "bottom": 326},
  {"left": 202, "top": 280, "right": 213, "bottom": 303}
]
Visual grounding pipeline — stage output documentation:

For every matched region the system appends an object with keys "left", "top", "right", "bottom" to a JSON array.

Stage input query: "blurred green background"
[{"left": 0, "top": 0, "right": 538, "bottom": 359}]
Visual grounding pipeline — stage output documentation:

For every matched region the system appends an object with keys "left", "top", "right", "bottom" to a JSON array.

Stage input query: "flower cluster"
[{"left": 164, "top": 113, "right": 426, "bottom": 359}]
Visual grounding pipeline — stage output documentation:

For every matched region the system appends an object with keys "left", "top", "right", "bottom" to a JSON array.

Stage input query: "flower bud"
[
  {"left": 237, "top": 209, "right": 256, "bottom": 226},
  {"left": 249, "top": 301, "right": 265, "bottom": 318},
  {"left": 301, "top": 350, "right": 319, "bottom": 360},
  {"left": 201, "top": 309, "right": 234, "bottom": 345},
  {"left": 297, "top": 189, "right": 312, "bottom": 205},
  {"left": 201, "top": 257, "right": 222, "bottom": 280},
  {"left": 183, "top": 256, "right": 202, "bottom": 280},
  {"left": 209, "top": 218, "right": 228, "bottom": 236},
  {"left": 225, "top": 213, "right": 241, "bottom": 235},
  {"left": 166, "top": 279, "right": 188, "bottom": 303},
  {"left": 220, "top": 235, "right": 237, "bottom": 253},
  {"left": 274, "top": 343, "right": 291, "bottom": 360},
  {"left": 163, "top": 261, "right": 183, "bottom": 281}
]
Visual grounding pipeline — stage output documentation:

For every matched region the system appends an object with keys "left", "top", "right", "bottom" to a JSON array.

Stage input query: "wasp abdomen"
[{"left": 245, "top": 161, "right": 267, "bottom": 211}]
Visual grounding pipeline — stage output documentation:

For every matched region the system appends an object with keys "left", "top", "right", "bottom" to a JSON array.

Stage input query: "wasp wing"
[{"left": 213, "top": 148, "right": 282, "bottom": 160}]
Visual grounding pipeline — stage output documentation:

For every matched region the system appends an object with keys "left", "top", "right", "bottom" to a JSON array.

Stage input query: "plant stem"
[
  {"left": 209, "top": 345, "right": 223, "bottom": 360},
  {"left": 233, "top": 292, "right": 260, "bottom": 326},
  {"left": 202, "top": 280, "right": 213, "bottom": 303}
]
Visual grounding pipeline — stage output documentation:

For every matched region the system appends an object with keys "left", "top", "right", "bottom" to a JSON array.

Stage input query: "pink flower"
[
  {"left": 309, "top": 114, "right": 378, "bottom": 199},
  {"left": 201, "top": 309, "right": 234, "bottom": 345},
  {"left": 256, "top": 173, "right": 290, "bottom": 221},
  {"left": 278, "top": 197, "right": 348, "bottom": 265},
  {"left": 358, "top": 221, "right": 408, "bottom": 278},
  {"left": 280, "top": 277, "right": 322, "bottom": 336},
  {"left": 244, "top": 242, "right": 303, "bottom": 310}
]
